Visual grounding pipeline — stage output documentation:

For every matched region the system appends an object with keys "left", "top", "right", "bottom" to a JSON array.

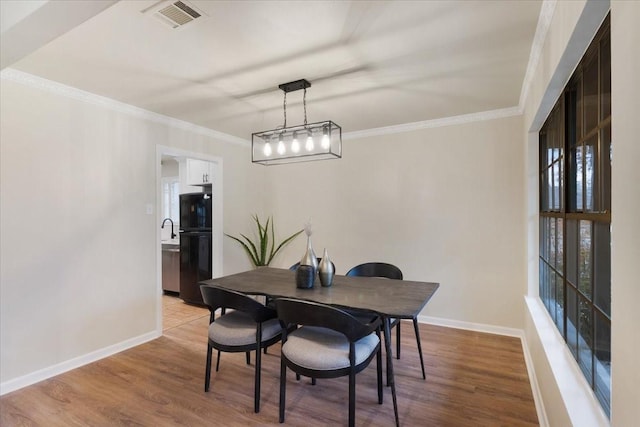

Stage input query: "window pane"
[
  {"left": 573, "top": 145, "right": 584, "bottom": 211},
  {"left": 540, "top": 132, "right": 548, "bottom": 164},
  {"left": 578, "top": 296, "right": 594, "bottom": 385},
  {"left": 555, "top": 272, "right": 564, "bottom": 331},
  {"left": 556, "top": 218, "right": 564, "bottom": 273},
  {"left": 594, "top": 222, "right": 611, "bottom": 316},
  {"left": 574, "top": 79, "right": 583, "bottom": 141},
  {"left": 162, "top": 182, "right": 170, "bottom": 219},
  {"left": 579, "top": 220, "right": 593, "bottom": 298},
  {"left": 585, "top": 136, "right": 596, "bottom": 211},
  {"left": 594, "top": 313, "right": 611, "bottom": 416},
  {"left": 553, "top": 162, "right": 561, "bottom": 210},
  {"left": 601, "top": 125, "right": 612, "bottom": 211},
  {"left": 600, "top": 36, "right": 611, "bottom": 120},
  {"left": 559, "top": 158, "right": 564, "bottom": 211},
  {"left": 566, "top": 219, "right": 578, "bottom": 286},
  {"left": 566, "top": 286, "right": 578, "bottom": 357},
  {"left": 544, "top": 264, "right": 553, "bottom": 313},
  {"left": 583, "top": 53, "right": 599, "bottom": 133},
  {"left": 539, "top": 259, "right": 546, "bottom": 304},
  {"left": 170, "top": 181, "right": 180, "bottom": 222},
  {"left": 545, "top": 170, "right": 551, "bottom": 211},
  {"left": 549, "top": 217, "right": 556, "bottom": 268}
]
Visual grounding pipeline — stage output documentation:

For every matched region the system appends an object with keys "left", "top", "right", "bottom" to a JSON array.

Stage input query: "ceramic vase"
[
  {"left": 318, "top": 248, "right": 335, "bottom": 287},
  {"left": 296, "top": 265, "right": 316, "bottom": 289},
  {"left": 301, "top": 236, "right": 318, "bottom": 270}
]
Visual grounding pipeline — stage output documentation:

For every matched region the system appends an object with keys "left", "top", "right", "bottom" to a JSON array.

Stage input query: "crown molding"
[
  {"left": 0, "top": 68, "right": 249, "bottom": 146},
  {"left": 519, "top": 0, "right": 557, "bottom": 109},
  {"left": 343, "top": 106, "right": 522, "bottom": 141},
  {"left": 3, "top": 68, "right": 526, "bottom": 144}
]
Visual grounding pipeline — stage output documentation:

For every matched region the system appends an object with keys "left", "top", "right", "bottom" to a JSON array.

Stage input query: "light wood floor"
[{"left": 0, "top": 295, "right": 538, "bottom": 426}]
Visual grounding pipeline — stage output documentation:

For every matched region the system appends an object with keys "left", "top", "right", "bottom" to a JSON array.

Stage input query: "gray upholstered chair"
[
  {"left": 200, "top": 285, "right": 283, "bottom": 413},
  {"left": 275, "top": 297, "right": 391, "bottom": 427},
  {"left": 346, "top": 262, "right": 426, "bottom": 380}
]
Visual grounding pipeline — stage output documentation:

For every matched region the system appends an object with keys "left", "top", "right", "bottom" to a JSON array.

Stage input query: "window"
[
  {"left": 539, "top": 16, "right": 611, "bottom": 416},
  {"left": 162, "top": 177, "right": 180, "bottom": 223}
]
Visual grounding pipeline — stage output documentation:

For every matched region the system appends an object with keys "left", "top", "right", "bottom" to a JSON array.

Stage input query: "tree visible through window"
[{"left": 539, "top": 15, "right": 611, "bottom": 417}]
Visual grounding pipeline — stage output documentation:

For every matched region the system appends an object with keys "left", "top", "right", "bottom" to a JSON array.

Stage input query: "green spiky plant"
[{"left": 225, "top": 215, "right": 303, "bottom": 267}]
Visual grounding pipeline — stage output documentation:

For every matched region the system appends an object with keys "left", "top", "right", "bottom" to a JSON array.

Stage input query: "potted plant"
[{"left": 225, "top": 215, "right": 303, "bottom": 267}]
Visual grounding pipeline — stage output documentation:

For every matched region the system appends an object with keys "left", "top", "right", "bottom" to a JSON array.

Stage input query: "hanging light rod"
[{"left": 252, "top": 78, "right": 342, "bottom": 166}]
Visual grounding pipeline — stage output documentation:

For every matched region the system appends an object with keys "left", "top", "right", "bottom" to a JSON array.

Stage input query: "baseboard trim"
[
  {"left": 0, "top": 330, "right": 160, "bottom": 396},
  {"left": 417, "top": 314, "right": 523, "bottom": 337},
  {"left": 417, "top": 314, "right": 548, "bottom": 426},
  {"left": 520, "top": 323, "right": 551, "bottom": 427}
]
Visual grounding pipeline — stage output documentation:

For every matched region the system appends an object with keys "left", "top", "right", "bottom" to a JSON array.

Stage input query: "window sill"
[{"left": 524, "top": 296, "right": 609, "bottom": 427}]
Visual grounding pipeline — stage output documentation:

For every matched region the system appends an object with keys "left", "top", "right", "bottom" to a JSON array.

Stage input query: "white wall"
[
  {"left": 264, "top": 115, "right": 526, "bottom": 330},
  {"left": 523, "top": 0, "right": 640, "bottom": 425},
  {"left": 161, "top": 158, "right": 178, "bottom": 178},
  {"left": 0, "top": 74, "right": 263, "bottom": 389},
  {"left": 609, "top": 1, "right": 640, "bottom": 425}
]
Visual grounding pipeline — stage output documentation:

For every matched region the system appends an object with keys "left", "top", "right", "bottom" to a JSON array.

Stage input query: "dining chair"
[
  {"left": 346, "top": 262, "right": 426, "bottom": 380},
  {"left": 275, "top": 297, "right": 390, "bottom": 427},
  {"left": 200, "top": 284, "right": 283, "bottom": 413}
]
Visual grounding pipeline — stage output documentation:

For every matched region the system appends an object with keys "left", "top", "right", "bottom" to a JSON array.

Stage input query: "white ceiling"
[{"left": 5, "top": 0, "right": 543, "bottom": 141}]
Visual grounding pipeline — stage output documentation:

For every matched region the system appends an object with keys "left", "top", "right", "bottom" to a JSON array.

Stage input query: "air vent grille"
[{"left": 149, "top": 0, "right": 204, "bottom": 29}]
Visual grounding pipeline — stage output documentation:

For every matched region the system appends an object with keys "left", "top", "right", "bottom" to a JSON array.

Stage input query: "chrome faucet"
[{"left": 161, "top": 218, "right": 176, "bottom": 239}]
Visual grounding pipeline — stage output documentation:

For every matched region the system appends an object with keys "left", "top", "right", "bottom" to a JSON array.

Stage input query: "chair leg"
[
  {"left": 279, "top": 357, "right": 287, "bottom": 423},
  {"left": 311, "top": 377, "right": 316, "bottom": 386},
  {"left": 376, "top": 342, "right": 383, "bottom": 404},
  {"left": 396, "top": 320, "right": 401, "bottom": 360},
  {"left": 384, "top": 317, "right": 400, "bottom": 427},
  {"left": 204, "top": 343, "right": 213, "bottom": 392},
  {"left": 215, "top": 350, "right": 221, "bottom": 372},
  {"left": 413, "top": 317, "right": 426, "bottom": 380},
  {"left": 296, "top": 373, "right": 301, "bottom": 381},
  {"left": 348, "top": 370, "right": 356, "bottom": 427},
  {"left": 254, "top": 347, "right": 261, "bottom": 413},
  {"left": 246, "top": 351, "right": 251, "bottom": 365}
]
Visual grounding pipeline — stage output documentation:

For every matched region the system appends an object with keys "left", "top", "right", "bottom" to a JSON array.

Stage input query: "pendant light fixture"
[{"left": 252, "top": 79, "right": 342, "bottom": 165}]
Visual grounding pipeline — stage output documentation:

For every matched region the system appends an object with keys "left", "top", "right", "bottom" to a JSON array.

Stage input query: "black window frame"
[{"left": 538, "top": 15, "right": 611, "bottom": 417}]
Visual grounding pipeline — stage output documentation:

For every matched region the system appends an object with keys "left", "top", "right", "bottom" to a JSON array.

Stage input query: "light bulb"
[
  {"left": 321, "top": 127, "right": 331, "bottom": 149},
  {"left": 291, "top": 132, "right": 300, "bottom": 153},
  {"left": 277, "top": 135, "right": 285, "bottom": 155},
  {"left": 305, "top": 132, "right": 314, "bottom": 151},
  {"left": 263, "top": 141, "right": 272, "bottom": 157}
]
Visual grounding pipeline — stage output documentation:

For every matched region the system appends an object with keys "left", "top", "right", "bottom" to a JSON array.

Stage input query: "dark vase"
[{"left": 296, "top": 264, "right": 316, "bottom": 289}]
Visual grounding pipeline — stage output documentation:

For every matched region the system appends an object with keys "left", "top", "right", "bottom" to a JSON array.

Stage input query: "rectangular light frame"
[{"left": 251, "top": 120, "right": 342, "bottom": 166}]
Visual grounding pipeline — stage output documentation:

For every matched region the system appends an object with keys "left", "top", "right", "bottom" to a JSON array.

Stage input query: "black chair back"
[
  {"left": 275, "top": 298, "right": 380, "bottom": 342},
  {"left": 200, "top": 285, "right": 276, "bottom": 323},
  {"left": 289, "top": 257, "right": 335, "bottom": 272},
  {"left": 345, "top": 262, "right": 403, "bottom": 280}
]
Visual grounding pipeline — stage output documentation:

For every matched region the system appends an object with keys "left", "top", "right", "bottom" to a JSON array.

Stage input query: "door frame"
[{"left": 155, "top": 145, "right": 223, "bottom": 333}]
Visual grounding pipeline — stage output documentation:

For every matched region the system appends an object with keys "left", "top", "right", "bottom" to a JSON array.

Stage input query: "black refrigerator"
[{"left": 179, "top": 192, "right": 212, "bottom": 305}]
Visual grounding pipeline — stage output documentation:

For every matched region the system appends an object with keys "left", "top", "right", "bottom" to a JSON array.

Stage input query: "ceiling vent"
[{"left": 144, "top": 1, "right": 205, "bottom": 29}]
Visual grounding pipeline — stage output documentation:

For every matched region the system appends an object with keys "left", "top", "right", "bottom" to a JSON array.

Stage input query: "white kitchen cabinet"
[{"left": 186, "top": 159, "right": 212, "bottom": 186}]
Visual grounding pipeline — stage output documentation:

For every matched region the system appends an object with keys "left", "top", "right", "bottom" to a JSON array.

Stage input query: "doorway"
[{"left": 155, "top": 145, "right": 223, "bottom": 333}]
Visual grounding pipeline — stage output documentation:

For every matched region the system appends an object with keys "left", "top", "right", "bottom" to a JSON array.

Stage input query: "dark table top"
[{"left": 200, "top": 267, "right": 439, "bottom": 318}]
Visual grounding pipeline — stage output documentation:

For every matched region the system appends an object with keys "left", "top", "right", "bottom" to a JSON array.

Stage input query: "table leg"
[{"left": 383, "top": 316, "right": 399, "bottom": 427}]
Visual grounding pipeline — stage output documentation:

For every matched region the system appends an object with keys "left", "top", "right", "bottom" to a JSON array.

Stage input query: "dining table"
[{"left": 200, "top": 266, "right": 439, "bottom": 426}]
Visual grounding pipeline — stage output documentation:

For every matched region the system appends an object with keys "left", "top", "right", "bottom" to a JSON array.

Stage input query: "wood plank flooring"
[{"left": 0, "top": 295, "right": 539, "bottom": 426}]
